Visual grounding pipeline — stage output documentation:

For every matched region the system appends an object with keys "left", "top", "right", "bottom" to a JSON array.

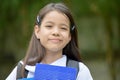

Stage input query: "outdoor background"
[{"left": 0, "top": 0, "right": 120, "bottom": 80}]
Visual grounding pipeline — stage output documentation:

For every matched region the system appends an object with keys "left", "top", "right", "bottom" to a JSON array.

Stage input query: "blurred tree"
[{"left": 89, "top": 0, "right": 120, "bottom": 80}]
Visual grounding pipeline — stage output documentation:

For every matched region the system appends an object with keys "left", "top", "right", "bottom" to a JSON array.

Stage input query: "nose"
[{"left": 52, "top": 27, "right": 60, "bottom": 36}]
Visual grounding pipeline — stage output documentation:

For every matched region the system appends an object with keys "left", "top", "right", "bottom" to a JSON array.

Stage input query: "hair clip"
[
  {"left": 37, "top": 15, "right": 41, "bottom": 25},
  {"left": 71, "top": 25, "right": 75, "bottom": 31},
  {"left": 37, "top": 16, "right": 40, "bottom": 23}
]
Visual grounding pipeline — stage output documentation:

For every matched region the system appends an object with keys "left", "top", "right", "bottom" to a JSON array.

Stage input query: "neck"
[{"left": 41, "top": 51, "right": 63, "bottom": 64}]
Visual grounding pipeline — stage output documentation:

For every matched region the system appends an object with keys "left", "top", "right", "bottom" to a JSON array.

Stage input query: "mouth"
[{"left": 49, "top": 39, "right": 62, "bottom": 43}]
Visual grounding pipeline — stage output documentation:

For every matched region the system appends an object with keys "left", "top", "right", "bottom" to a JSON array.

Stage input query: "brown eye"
[
  {"left": 45, "top": 25, "right": 52, "bottom": 28},
  {"left": 61, "top": 27, "right": 67, "bottom": 30},
  {"left": 60, "top": 26, "right": 68, "bottom": 31}
]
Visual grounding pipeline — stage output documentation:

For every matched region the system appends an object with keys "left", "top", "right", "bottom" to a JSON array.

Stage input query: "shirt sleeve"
[
  {"left": 76, "top": 62, "right": 93, "bottom": 80},
  {"left": 5, "top": 66, "right": 17, "bottom": 80}
]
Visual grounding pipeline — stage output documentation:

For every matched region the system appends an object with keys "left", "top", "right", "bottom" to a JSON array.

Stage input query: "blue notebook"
[
  {"left": 34, "top": 63, "right": 77, "bottom": 80},
  {"left": 18, "top": 78, "right": 33, "bottom": 80}
]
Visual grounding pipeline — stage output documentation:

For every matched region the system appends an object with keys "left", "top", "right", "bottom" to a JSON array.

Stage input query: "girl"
[{"left": 6, "top": 2, "right": 93, "bottom": 80}]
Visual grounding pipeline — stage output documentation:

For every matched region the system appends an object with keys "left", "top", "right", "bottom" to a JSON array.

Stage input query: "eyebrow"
[
  {"left": 45, "top": 21, "right": 54, "bottom": 24},
  {"left": 60, "top": 24, "right": 69, "bottom": 28}
]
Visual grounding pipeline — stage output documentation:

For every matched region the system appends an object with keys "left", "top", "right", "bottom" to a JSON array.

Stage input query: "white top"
[{"left": 6, "top": 55, "right": 93, "bottom": 80}]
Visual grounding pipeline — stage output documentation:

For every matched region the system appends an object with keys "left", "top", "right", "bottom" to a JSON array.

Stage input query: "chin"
[{"left": 48, "top": 48, "right": 62, "bottom": 53}]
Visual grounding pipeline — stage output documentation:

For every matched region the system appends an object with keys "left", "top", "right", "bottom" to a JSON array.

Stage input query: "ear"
[
  {"left": 34, "top": 25, "right": 40, "bottom": 39},
  {"left": 69, "top": 34, "right": 71, "bottom": 42},
  {"left": 68, "top": 34, "right": 71, "bottom": 43}
]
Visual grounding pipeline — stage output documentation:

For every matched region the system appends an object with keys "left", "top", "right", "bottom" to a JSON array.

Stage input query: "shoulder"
[
  {"left": 78, "top": 62, "right": 90, "bottom": 72},
  {"left": 77, "top": 62, "right": 93, "bottom": 80}
]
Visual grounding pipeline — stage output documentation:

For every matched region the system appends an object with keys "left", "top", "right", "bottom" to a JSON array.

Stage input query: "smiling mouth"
[{"left": 49, "top": 39, "right": 61, "bottom": 43}]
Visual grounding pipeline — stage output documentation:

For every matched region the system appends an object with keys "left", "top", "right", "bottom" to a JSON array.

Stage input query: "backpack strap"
[
  {"left": 66, "top": 58, "right": 79, "bottom": 75},
  {"left": 16, "top": 62, "right": 28, "bottom": 79}
]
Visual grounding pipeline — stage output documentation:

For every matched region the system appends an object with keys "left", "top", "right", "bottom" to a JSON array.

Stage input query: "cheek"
[
  {"left": 63, "top": 33, "right": 71, "bottom": 42},
  {"left": 38, "top": 29, "right": 49, "bottom": 40}
]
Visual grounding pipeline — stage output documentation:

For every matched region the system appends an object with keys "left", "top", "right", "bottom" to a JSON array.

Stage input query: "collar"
[{"left": 24, "top": 55, "right": 67, "bottom": 72}]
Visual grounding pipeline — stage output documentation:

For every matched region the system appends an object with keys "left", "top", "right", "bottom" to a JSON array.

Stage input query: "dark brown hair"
[{"left": 22, "top": 2, "right": 82, "bottom": 77}]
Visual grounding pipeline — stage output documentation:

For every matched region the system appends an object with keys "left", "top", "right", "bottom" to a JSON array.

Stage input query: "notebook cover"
[
  {"left": 34, "top": 63, "right": 77, "bottom": 80},
  {"left": 18, "top": 78, "right": 33, "bottom": 80}
]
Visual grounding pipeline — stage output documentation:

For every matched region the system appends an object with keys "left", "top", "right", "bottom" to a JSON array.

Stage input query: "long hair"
[{"left": 21, "top": 2, "right": 82, "bottom": 77}]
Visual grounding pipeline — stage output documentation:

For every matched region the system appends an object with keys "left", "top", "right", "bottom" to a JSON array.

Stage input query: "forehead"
[{"left": 42, "top": 10, "right": 70, "bottom": 25}]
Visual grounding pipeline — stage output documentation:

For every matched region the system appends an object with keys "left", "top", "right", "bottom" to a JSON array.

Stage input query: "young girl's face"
[{"left": 35, "top": 10, "right": 71, "bottom": 53}]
